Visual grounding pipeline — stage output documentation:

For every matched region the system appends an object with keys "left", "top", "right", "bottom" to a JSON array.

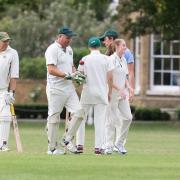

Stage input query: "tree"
[
  {"left": 67, "top": 0, "right": 111, "bottom": 21},
  {"left": 0, "top": 0, "right": 112, "bottom": 57},
  {"left": 117, "top": 0, "right": 180, "bottom": 40}
]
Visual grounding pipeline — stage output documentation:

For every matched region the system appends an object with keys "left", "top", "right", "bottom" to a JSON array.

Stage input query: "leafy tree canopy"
[
  {"left": 68, "top": 0, "right": 111, "bottom": 21},
  {"left": 0, "top": 0, "right": 113, "bottom": 57},
  {"left": 117, "top": 0, "right": 180, "bottom": 40}
]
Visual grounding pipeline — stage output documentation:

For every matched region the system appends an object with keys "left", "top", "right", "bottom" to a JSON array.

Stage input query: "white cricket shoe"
[
  {"left": 61, "top": 139, "right": 78, "bottom": 154},
  {"left": 104, "top": 148, "right": 113, "bottom": 155},
  {"left": 0, "top": 146, "right": 10, "bottom": 152},
  {"left": 47, "top": 149, "right": 65, "bottom": 155},
  {"left": 114, "top": 144, "right": 127, "bottom": 155},
  {"left": 66, "top": 141, "right": 78, "bottom": 153},
  {"left": 113, "top": 146, "right": 118, "bottom": 152}
]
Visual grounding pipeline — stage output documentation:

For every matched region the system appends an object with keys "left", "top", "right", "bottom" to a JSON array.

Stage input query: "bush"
[
  {"left": 161, "top": 112, "right": 171, "bottom": 121},
  {"left": 73, "top": 48, "right": 89, "bottom": 68},
  {"left": 176, "top": 109, "right": 180, "bottom": 120},
  {"left": 19, "top": 47, "right": 96, "bottom": 79},
  {"left": 14, "top": 104, "right": 66, "bottom": 119},
  {"left": 20, "top": 57, "right": 46, "bottom": 79},
  {"left": 73, "top": 47, "right": 107, "bottom": 68},
  {"left": 134, "top": 108, "right": 170, "bottom": 121}
]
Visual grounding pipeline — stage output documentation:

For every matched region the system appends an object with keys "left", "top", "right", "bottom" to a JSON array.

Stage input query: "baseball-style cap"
[
  {"left": 99, "top": 29, "right": 118, "bottom": 41},
  {"left": 58, "top": 27, "right": 76, "bottom": 37},
  {"left": 0, "top": 32, "right": 11, "bottom": 41},
  {"left": 88, "top": 37, "right": 101, "bottom": 48}
]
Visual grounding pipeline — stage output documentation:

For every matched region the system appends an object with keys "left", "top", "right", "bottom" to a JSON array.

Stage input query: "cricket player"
[
  {"left": 45, "top": 27, "right": 84, "bottom": 155},
  {"left": 0, "top": 32, "right": 19, "bottom": 152},
  {"left": 63, "top": 37, "right": 114, "bottom": 154},
  {"left": 76, "top": 29, "right": 135, "bottom": 152},
  {"left": 99, "top": 29, "right": 134, "bottom": 153},
  {"left": 99, "top": 29, "right": 134, "bottom": 90},
  {"left": 105, "top": 39, "right": 133, "bottom": 155}
]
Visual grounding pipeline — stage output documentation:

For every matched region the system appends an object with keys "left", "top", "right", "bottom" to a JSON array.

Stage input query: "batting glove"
[
  {"left": 73, "top": 72, "right": 86, "bottom": 85},
  {"left": 64, "top": 73, "right": 74, "bottom": 80},
  {"left": 4, "top": 91, "right": 15, "bottom": 105}
]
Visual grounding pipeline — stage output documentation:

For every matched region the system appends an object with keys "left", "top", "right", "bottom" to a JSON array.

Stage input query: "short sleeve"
[
  {"left": 78, "top": 58, "right": 85, "bottom": 72},
  {"left": 106, "top": 56, "right": 115, "bottom": 72},
  {"left": 123, "top": 49, "right": 134, "bottom": 64},
  {"left": 10, "top": 50, "right": 19, "bottom": 78},
  {"left": 45, "top": 45, "right": 58, "bottom": 66}
]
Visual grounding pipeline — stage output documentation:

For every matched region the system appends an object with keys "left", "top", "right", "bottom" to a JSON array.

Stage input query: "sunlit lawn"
[{"left": 0, "top": 120, "right": 180, "bottom": 180}]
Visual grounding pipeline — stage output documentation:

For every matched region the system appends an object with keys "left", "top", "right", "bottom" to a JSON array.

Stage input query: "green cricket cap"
[
  {"left": 99, "top": 29, "right": 118, "bottom": 41},
  {"left": 0, "top": 32, "right": 11, "bottom": 41},
  {"left": 88, "top": 37, "right": 101, "bottom": 48},
  {"left": 58, "top": 27, "right": 76, "bottom": 37}
]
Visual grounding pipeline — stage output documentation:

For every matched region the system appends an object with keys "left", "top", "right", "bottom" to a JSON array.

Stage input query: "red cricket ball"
[{"left": 79, "top": 60, "right": 84, "bottom": 65}]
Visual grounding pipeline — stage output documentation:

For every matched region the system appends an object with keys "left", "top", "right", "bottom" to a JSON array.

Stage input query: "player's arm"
[
  {"left": 47, "top": 64, "right": 66, "bottom": 77},
  {"left": 5, "top": 78, "right": 17, "bottom": 105},
  {"left": 9, "top": 78, "right": 17, "bottom": 92},
  {"left": 112, "top": 83, "right": 126, "bottom": 100},
  {"left": 107, "top": 70, "right": 113, "bottom": 101},
  {"left": 128, "top": 63, "right": 135, "bottom": 90},
  {"left": 72, "top": 65, "right": 76, "bottom": 73},
  {"left": 125, "top": 75, "right": 134, "bottom": 103}
]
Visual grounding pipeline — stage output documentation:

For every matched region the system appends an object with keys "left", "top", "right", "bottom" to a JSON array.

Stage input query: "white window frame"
[
  {"left": 134, "top": 37, "right": 141, "bottom": 95},
  {"left": 147, "top": 34, "right": 180, "bottom": 96}
]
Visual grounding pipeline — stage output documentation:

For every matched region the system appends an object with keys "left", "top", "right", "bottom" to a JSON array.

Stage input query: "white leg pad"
[
  {"left": 0, "top": 121, "right": 11, "bottom": 148},
  {"left": 65, "top": 109, "right": 84, "bottom": 142},
  {"left": 47, "top": 122, "right": 59, "bottom": 151}
]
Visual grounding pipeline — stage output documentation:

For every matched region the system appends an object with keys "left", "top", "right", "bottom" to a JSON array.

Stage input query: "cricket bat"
[{"left": 10, "top": 104, "right": 23, "bottom": 152}]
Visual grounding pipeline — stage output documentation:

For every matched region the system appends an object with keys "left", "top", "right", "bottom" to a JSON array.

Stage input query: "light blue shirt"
[{"left": 123, "top": 48, "right": 134, "bottom": 64}]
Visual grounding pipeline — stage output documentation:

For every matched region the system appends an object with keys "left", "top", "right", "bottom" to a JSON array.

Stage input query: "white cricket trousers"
[
  {"left": 0, "top": 90, "right": 12, "bottom": 149},
  {"left": 76, "top": 107, "right": 94, "bottom": 146},
  {"left": 79, "top": 104, "right": 107, "bottom": 149},
  {"left": 105, "top": 98, "right": 132, "bottom": 148},
  {"left": 46, "top": 85, "right": 83, "bottom": 151}
]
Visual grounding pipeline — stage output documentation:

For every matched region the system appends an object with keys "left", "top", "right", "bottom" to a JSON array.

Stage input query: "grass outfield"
[{"left": 0, "top": 121, "right": 180, "bottom": 180}]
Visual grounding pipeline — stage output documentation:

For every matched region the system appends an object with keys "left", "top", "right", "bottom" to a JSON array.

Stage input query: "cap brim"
[
  {"left": 69, "top": 33, "right": 77, "bottom": 37},
  {"left": 59, "top": 32, "right": 77, "bottom": 37},
  {"left": 0, "top": 38, "right": 12, "bottom": 41},
  {"left": 98, "top": 35, "right": 105, "bottom": 41}
]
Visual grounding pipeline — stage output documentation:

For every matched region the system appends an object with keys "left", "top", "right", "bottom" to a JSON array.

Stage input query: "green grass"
[{"left": 0, "top": 121, "right": 180, "bottom": 180}]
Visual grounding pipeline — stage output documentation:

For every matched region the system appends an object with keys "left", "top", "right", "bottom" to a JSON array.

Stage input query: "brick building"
[{"left": 130, "top": 34, "right": 180, "bottom": 108}]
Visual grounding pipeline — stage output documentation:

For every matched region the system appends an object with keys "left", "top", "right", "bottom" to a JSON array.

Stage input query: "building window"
[
  {"left": 133, "top": 37, "right": 141, "bottom": 94},
  {"left": 148, "top": 34, "right": 180, "bottom": 95}
]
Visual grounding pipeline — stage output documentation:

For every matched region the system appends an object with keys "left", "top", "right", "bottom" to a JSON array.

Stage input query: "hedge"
[
  {"left": 20, "top": 57, "right": 46, "bottom": 79},
  {"left": 14, "top": 104, "right": 66, "bottom": 119},
  {"left": 20, "top": 47, "right": 106, "bottom": 79},
  {"left": 14, "top": 104, "right": 171, "bottom": 121},
  {"left": 176, "top": 109, "right": 180, "bottom": 120},
  {"left": 133, "top": 107, "right": 170, "bottom": 121}
]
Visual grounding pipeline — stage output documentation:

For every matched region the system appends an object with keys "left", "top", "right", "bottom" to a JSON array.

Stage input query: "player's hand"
[
  {"left": 128, "top": 88, "right": 134, "bottom": 103},
  {"left": 73, "top": 72, "right": 86, "bottom": 85},
  {"left": 117, "top": 89, "right": 126, "bottom": 100},
  {"left": 64, "top": 73, "right": 74, "bottom": 80},
  {"left": 4, "top": 91, "right": 15, "bottom": 105}
]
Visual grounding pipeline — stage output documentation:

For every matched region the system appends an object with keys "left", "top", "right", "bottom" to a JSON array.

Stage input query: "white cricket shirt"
[
  {"left": 78, "top": 50, "right": 114, "bottom": 105},
  {"left": 45, "top": 41, "right": 75, "bottom": 92},
  {"left": 110, "top": 52, "right": 129, "bottom": 98},
  {"left": 0, "top": 46, "right": 19, "bottom": 91}
]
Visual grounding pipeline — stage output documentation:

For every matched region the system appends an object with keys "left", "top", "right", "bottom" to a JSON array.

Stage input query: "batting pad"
[
  {"left": 47, "top": 113, "right": 60, "bottom": 123},
  {"left": 0, "top": 121, "right": 11, "bottom": 148},
  {"left": 47, "top": 122, "right": 59, "bottom": 151},
  {"left": 64, "top": 113, "right": 84, "bottom": 142}
]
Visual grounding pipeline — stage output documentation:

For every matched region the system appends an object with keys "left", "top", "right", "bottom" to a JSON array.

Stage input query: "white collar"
[{"left": 90, "top": 50, "right": 100, "bottom": 54}]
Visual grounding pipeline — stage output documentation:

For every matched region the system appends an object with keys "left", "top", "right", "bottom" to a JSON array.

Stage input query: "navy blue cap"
[{"left": 58, "top": 27, "right": 76, "bottom": 37}]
